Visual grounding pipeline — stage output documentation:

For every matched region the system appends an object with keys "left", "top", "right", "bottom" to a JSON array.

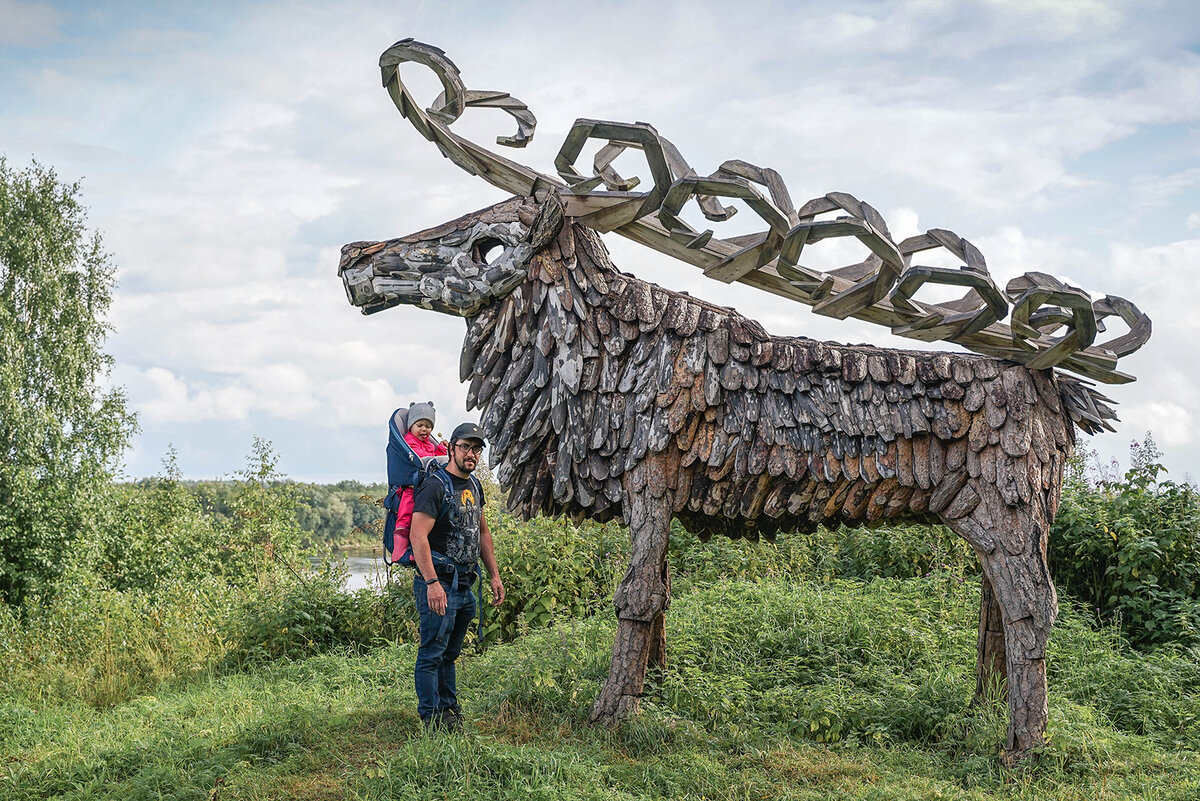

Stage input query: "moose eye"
[{"left": 472, "top": 237, "right": 504, "bottom": 265}]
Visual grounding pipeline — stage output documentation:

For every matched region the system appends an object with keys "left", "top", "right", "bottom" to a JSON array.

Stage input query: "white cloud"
[
  {"left": 1134, "top": 168, "right": 1200, "bottom": 208},
  {"left": 1120, "top": 401, "right": 1195, "bottom": 448},
  {"left": 982, "top": 0, "right": 1123, "bottom": 36},
  {"left": 972, "top": 226, "right": 1095, "bottom": 291},
  {"left": 827, "top": 12, "right": 880, "bottom": 38},
  {"left": 130, "top": 366, "right": 257, "bottom": 423},
  {"left": 0, "top": 0, "right": 60, "bottom": 44},
  {"left": 1109, "top": 238, "right": 1200, "bottom": 304}
]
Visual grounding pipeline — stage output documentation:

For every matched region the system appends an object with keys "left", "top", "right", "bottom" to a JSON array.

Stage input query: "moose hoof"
[{"left": 588, "top": 693, "right": 641, "bottom": 726}]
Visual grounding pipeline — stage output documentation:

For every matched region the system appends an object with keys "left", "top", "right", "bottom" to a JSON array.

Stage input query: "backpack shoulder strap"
[{"left": 425, "top": 466, "right": 454, "bottom": 524}]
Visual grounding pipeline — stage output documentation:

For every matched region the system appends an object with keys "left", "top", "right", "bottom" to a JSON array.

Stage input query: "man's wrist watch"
[{"left": 425, "top": 576, "right": 439, "bottom": 586}]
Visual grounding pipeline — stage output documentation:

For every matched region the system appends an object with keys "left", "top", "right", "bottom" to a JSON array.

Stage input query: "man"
[{"left": 409, "top": 421, "right": 505, "bottom": 732}]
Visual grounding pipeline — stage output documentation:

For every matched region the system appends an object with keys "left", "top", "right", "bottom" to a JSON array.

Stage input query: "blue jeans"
[{"left": 413, "top": 575, "right": 477, "bottom": 720}]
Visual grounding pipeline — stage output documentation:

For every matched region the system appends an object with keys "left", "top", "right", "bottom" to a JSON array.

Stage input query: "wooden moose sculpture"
[{"left": 339, "top": 40, "right": 1151, "bottom": 764}]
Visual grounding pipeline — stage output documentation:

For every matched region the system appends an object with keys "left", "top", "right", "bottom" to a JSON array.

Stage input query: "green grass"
[{"left": 3, "top": 575, "right": 1200, "bottom": 799}]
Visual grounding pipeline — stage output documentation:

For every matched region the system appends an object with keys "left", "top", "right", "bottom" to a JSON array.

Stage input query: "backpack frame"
[{"left": 383, "top": 406, "right": 450, "bottom": 566}]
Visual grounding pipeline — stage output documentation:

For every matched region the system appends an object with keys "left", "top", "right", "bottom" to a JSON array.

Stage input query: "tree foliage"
[
  {"left": 99, "top": 448, "right": 223, "bottom": 593},
  {"left": 0, "top": 159, "right": 136, "bottom": 604}
]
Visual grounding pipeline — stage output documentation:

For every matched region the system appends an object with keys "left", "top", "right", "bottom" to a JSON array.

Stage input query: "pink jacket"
[{"left": 393, "top": 432, "right": 449, "bottom": 560}]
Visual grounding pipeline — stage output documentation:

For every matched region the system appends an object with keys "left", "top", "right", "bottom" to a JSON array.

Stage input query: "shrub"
[
  {"left": 217, "top": 438, "right": 308, "bottom": 587},
  {"left": 470, "top": 615, "right": 615, "bottom": 722},
  {"left": 1050, "top": 597, "right": 1200, "bottom": 748},
  {"left": 1050, "top": 437, "right": 1200, "bottom": 649},
  {"left": 666, "top": 520, "right": 812, "bottom": 588},
  {"left": 659, "top": 577, "right": 980, "bottom": 747},
  {"left": 814, "top": 523, "right": 978, "bottom": 582},
  {"left": 665, "top": 518, "right": 977, "bottom": 591},
  {"left": 483, "top": 512, "right": 626, "bottom": 643},
  {"left": 96, "top": 449, "right": 223, "bottom": 594},
  {"left": 222, "top": 565, "right": 419, "bottom": 667},
  {"left": 224, "top": 567, "right": 357, "bottom": 665}
]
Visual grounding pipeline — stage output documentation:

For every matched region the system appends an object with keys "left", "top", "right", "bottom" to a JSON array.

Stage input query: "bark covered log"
[
  {"left": 590, "top": 457, "right": 674, "bottom": 725},
  {"left": 946, "top": 478, "right": 1059, "bottom": 765},
  {"left": 974, "top": 574, "right": 1007, "bottom": 703}
]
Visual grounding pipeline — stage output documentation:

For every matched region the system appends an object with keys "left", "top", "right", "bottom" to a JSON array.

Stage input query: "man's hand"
[
  {"left": 490, "top": 575, "right": 505, "bottom": 607},
  {"left": 426, "top": 581, "right": 447, "bottom": 615}
]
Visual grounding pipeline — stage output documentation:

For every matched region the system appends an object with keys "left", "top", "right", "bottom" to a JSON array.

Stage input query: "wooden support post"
[
  {"left": 974, "top": 574, "right": 1008, "bottom": 704},
  {"left": 946, "top": 492, "right": 1058, "bottom": 765},
  {"left": 589, "top": 465, "right": 672, "bottom": 725},
  {"left": 646, "top": 558, "right": 671, "bottom": 691}
]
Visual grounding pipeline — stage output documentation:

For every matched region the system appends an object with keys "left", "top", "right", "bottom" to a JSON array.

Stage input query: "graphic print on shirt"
[{"left": 445, "top": 484, "right": 481, "bottom": 565}]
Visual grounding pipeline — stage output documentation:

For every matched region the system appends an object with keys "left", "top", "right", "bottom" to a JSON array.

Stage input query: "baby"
[{"left": 393, "top": 401, "right": 449, "bottom": 562}]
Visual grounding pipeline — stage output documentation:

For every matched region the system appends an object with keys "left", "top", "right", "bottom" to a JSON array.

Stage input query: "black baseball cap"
[{"left": 450, "top": 422, "right": 486, "bottom": 444}]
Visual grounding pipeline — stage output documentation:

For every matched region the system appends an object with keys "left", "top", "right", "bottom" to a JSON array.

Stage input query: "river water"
[{"left": 312, "top": 549, "right": 391, "bottom": 593}]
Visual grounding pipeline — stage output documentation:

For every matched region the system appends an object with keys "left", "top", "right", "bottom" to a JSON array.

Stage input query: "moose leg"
[
  {"left": 974, "top": 574, "right": 1008, "bottom": 704},
  {"left": 946, "top": 502, "right": 1058, "bottom": 765},
  {"left": 588, "top": 487, "right": 671, "bottom": 725},
  {"left": 647, "top": 561, "right": 671, "bottom": 674}
]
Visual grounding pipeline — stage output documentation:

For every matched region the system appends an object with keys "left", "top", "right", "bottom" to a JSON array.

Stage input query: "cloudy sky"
[{"left": 2, "top": 0, "right": 1198, "bottom": 483}]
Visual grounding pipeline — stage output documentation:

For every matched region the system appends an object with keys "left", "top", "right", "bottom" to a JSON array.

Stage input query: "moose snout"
[{"left": 339, "top": 240, "right": 399, "bottom": 313}]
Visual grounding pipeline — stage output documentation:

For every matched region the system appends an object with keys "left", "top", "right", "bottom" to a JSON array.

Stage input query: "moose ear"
[{"left": 528, "top": 192, "right": 565, "bottom": 251}]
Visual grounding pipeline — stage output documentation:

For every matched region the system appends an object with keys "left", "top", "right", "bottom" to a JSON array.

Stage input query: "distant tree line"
[
  {"left": 181, "top": 479, "right": 384, "bottom": 546},
  {"left": 118, "top": 479, "right": 388, "bottom": 549}
]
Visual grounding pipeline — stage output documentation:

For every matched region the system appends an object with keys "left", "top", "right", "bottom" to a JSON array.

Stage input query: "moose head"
[{"left": 339, "top": 195, "right": 564, "bottom": 317}]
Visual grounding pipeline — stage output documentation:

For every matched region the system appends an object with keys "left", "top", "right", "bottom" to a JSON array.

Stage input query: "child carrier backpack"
[{"left": 383, "top": 406, "right": 450, "bottom": 567}]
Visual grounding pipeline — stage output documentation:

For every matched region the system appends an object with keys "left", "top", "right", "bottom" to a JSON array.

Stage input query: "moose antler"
[{"left": 379, "top": 39, "right": 1151, "bottom": 387}]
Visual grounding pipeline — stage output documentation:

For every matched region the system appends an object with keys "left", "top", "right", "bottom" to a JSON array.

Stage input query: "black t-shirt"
[{"left": 412, "top": 469, "right": 485, "bottom": 565}]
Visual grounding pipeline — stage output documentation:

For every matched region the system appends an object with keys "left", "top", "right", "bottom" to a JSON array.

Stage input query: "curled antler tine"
[
  {"left": 655, "top": 138, "right": 731, "bottom": 222},
  {"left": 380, "top": 38, "right": 544, "bottom": 198},
  {"left": 555, "top": 120, "right": 675, "bottom": 196},
  {"left": 825, "top": 192, "right": 864, "bottom": 220},
  {"left": 715, "top": 160, "right": 795, "bottom": 224},
  {"left": 381, "top": 39, "right": 467, "bottom": 123},
  {"left": 1008, "top": 274, "right": 1098, "bottom": 369},
  {"left": 1092, "top": 295, "right": 1152, "bottom": 358},
  {"left": 797, "top": 196, "right": 841, "bottom": 219},
  {"left": 593, "top": 142, "right": 640, "bottom": 191},
  {"left": 859, "top": 201, "right": 890, "bottom": 240},
  {"left": 446, "top": 90, "right": 536, "bottom": 148}
]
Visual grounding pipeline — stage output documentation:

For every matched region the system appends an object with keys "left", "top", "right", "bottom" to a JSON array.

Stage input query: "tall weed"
[
  {"left": 659, "top": 577, "right": 980, "bottom": 748},
  {"left": 0, "top": 565, "right": 236, "bottom": 708},
  {"left": 98, "top": 450, "right": 223, "bottom": 593},
  {"left": 1050, "top": 598, "right": 1200, "bottom": 748},
  {"left": 222, "top": 565, "right": 418, "bottom": 667}
]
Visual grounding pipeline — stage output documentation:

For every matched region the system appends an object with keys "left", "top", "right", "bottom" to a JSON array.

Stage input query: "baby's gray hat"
[{"left": 408, "top": 401, "right": 436, "bottom": 428}]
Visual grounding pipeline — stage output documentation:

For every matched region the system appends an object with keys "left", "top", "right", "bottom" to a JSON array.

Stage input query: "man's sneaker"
[
  {"left": 421, "top": 714, "right": 447, "bottom": 734},
  {"left": 442, "top": 707, "right": 464, "bottom": 734}
]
